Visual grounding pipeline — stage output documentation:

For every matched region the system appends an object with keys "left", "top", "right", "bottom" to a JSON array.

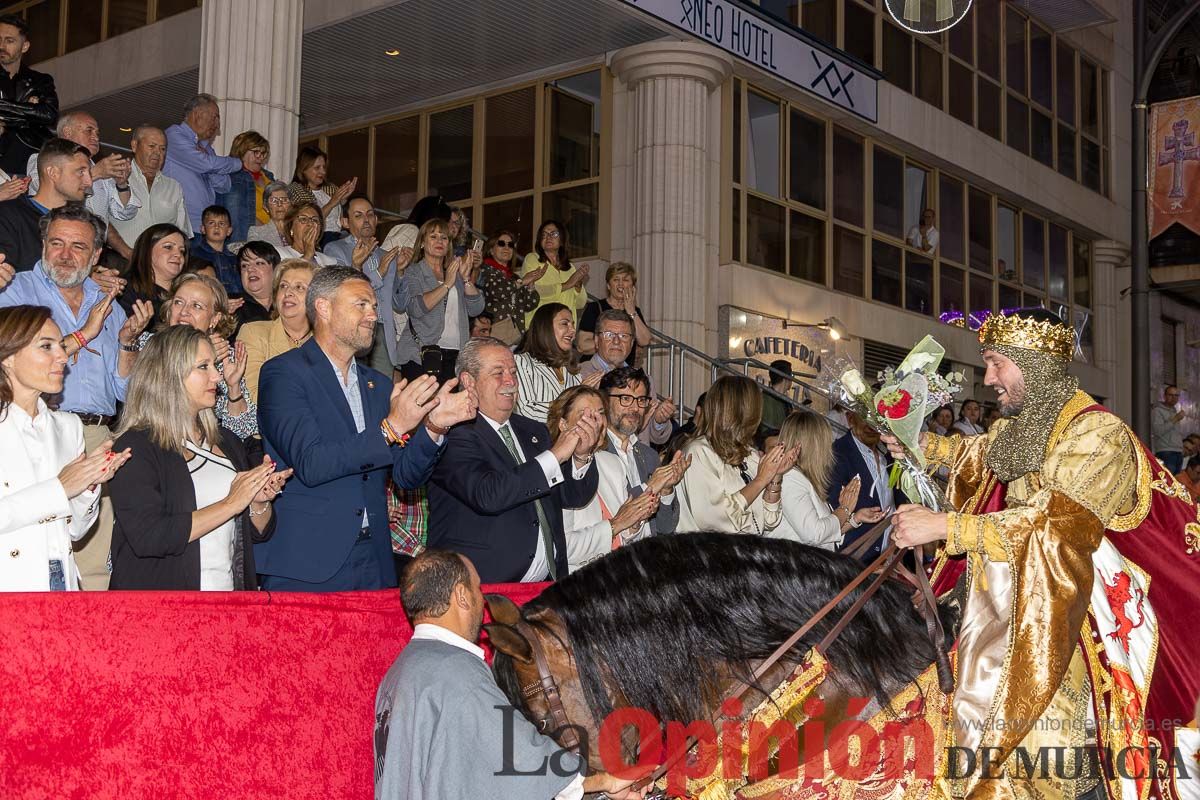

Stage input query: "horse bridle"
[{"left": 515, "top": 619, "right": 584, "bottom": 753}]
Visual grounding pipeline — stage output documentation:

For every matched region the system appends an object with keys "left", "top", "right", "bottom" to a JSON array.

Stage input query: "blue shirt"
[
  {"left": 322, "top": 348, "right": 369, "bottom": 530},
  {"left": 161, "top": 122, "right": 243, "bottom": 233},
  {"left": 0, "top": 261, "right": 130, "bottom": 415},
  {"left": 190, "top": 235, "right": 242, "bottom": 296}
]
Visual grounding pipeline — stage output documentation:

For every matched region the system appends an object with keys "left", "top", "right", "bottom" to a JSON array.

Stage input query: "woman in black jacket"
[{"left": 108, "top": 325, "right": 291, "bottom": 590}]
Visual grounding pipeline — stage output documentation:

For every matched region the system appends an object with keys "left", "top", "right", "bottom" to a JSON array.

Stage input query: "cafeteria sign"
[{"left": 620, "top": 0, "right": 878, "bottom": 122}]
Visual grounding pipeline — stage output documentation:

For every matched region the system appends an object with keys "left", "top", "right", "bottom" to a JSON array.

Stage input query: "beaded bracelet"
[{"left": 380, "top": 419, "right": 411, "bottom": 447}]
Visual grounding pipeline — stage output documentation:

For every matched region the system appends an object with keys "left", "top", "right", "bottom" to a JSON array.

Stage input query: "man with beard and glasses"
[
  {"left": 255, "top": 267, "right": 478, "bottom": 591},
  {"left": 886, "top": 308, "right": 1200, "bottom": 800},
  {"left": 598, "top": 366, "right": 686, "bottom": 536},
  {"left": 0, "top": 204, "right": 153, "bottom": 589},
  {"left": 373, "top": 550, "right": 645, "bottom": 800}
]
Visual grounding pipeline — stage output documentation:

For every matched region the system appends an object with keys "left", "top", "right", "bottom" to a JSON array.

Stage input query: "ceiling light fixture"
[
  {"left": 384, "top": 49, "right": 400, "bottom": 57},
  {"left": 119, "top": 127, "right": 132, "bottom": 132}
]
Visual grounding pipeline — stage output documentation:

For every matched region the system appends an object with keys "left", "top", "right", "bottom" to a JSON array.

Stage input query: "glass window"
[
  {"left": 732, "top": 188, "right": 742, "bottom": 261},
  {"left": 968, "top": 188, "right": 992, "bottom": 273},
  {"left": 746, "top": 195, "right": 786, "bottom": 272},
  {"left": 759, "top": 0, "right": 800, "bottom": 26},
  {"left": 485, "top": 88, "right": 535, "bottom": 197},
  {"left": 949, "top": 4, "right": 973, "bottom": 64},
  {"left": 997, "top": 204, "right": 1018, "bottom": 281},
  {"left": 325, "top": 127, "right": 370, "bottom": 188},
  {"left": 1081, "top": 138, "right": 1101, "bottom": 191},
  {"left": 1057, "top": 44, "right": 1076, "bottom": 127},
  {"left": 906, "top": 254, "right": 933, "bottom": 315},
  {"left": 374, "top": 117, "right": 420, "bottom": 217},
  {"left": 1023, "top": 292, "right": 1044, "bottom": 309},
  {"left": 483, "top": 196, "right": 534, "bottom": 254},
  {"left": 1080, "top": 60, "right": 1099, "bottom": 139},
  {"left": 733, "top": 82, "right": 742, "bottom": 185},
  {"left": 1022, "top": 213, "right": 1045, "bottom": 290},
  {"left": 998, "top": 283, "right": 1021, "bottom": 312},
  {"left": 1073, "top": 238, "right": 1091, "bottom": 308},
  {"left": 1048, "top": 223, "right": 1068, "bottom": 301},
  {"left": 1006, "top": 95, "right": 1029, "bottom": 155},
  {"left": 941, "top": 264, "right": 966, "bottom": 316},
  {"left": 802, "top": 0, "right": 836, "bottom": 45},
  {"left": 915, "top": 41, "right": 943, "bottom": 109},
  {"left": 1005, "top": 7, "right": 1026, "bottom": 95},
  {"left": 790, "top": 211, "right": 825, "bottom": 284},
  {"left": 66, "top": 0, "right": 102, "bottom": 51},
  {"left": 872, "top": 239, "right": 903, "bottom": 307},
  {"left": 843, "top": 1, "right": 875, "bottom": 66},
  {"left": 26, "top": 0, "right": 61, "bottom": 62},
  {"left": 1029, "top": 23, "right": 1052, "bottom": 109},
  {"left": 903, "top": 164, "right": 929, "bottom": 243},
  {"left": 1031, "top": 110, "right": 1053, "bottom": 167},
  {"left": 883, "top": 22, "right": 913, "bottom": 93},
  {"left": 977, "top": 0, "right": 1001, "bottom": 79},
  {"left": 969, "top": 274, "right": 993, "bottom": 318},
  {"left": 548, "top": 71, "right": 601, "bottom": 184},
  {"left": 833, "top": 130, "right": 864, "bottom": 226},
  {"left": 939, "top": 175, "right": 965, "bottom": 264},
  {"left": 428, "top": 106, "right": 473, "bottom": 201},
  {"left": 834, "top": 227, "right": 865, "bottom": 295},
  {"left": 873, "top": 148, "right": 904, "bottom": 239},
  {"left": 107, "top": 0, "right": 149, "bottom": 38},
  {"left": 543, "top": 183, "right": 599, "bottom": 259},
  {"left": 789, "top": 108, "right": 825, "bottom": 210},
  {"left": 949, "top": 60, "right": 974, "bottom": 126},
  {"left": 746, "top": 91, "right": 781, "bottom": 197},
  {"left": 978, "top": 78, "right": 1002, "bottom": 140},
  {"left": 1057, "top": 122, "right": 1076, "bottom": 180}
]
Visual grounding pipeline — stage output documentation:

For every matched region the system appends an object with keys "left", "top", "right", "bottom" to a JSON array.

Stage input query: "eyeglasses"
[
  {"left": 542, "top": 230, "right": 561, "bottom": 239},
  {"left": 609, "top": 394, "right": 651, "bottom": 408},
  {"left": 599, "top": 331, "right": 633, "bottom": 343},
  {"left": 267, "top": 196, "right": 290, "bottom": 206},
  {"left": 496, "top": 240, "right": 514, "bottom": 247},
  {"left": 249, "top": 147, "right": 269, "bottom": 157},
  {"left": 296, "top": 215, "right": 321, "bottom": 225}
]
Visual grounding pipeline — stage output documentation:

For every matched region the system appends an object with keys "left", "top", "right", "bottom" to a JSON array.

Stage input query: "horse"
[{"left": 486, "top": 532, "right": 960, "bottom": 798}]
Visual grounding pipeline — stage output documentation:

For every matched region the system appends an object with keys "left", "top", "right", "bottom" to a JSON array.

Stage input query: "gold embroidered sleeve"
[
  {"left": 923, "top": 432, "right": 958, "bottom": 468},
  {"left": 1038, "top": 410, "right": 1138, "bottom": 527},
  {"left": 943, "top": 490, "right": 1106, "bottom": 565}
]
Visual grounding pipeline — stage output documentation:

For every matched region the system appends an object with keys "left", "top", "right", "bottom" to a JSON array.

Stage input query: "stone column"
[
  {"left": 1092, "top": 239, "right": 1129, "bottom": 415},
  {"left": 610, "top": 42, "right": 732, "bottom": 360},
  {"left": 199, "top": 0, "right": 303, "bottom": 178}
]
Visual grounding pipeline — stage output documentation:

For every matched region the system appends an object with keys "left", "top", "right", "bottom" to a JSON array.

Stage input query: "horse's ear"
[
  {"left": 485, "top": 593, "right": 522, "bottom": 626},
  {"left": 483, "top": 623, "right": 533, "bottom": 664}
]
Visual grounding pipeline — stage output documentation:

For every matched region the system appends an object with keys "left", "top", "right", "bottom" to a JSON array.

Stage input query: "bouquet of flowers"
[{"left": 825, "top": 336, "right": 964, "bottom": 511}]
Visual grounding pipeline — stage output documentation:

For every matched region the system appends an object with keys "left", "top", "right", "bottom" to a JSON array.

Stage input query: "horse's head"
[{"left": 484, "top": 594, "right": 607, "bottom": 770}]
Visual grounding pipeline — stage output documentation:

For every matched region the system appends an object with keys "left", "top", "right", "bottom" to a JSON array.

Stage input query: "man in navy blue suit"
[
  {"left": 827, "top": 410, "right": 902, "bottom": 561},
  {"left": 257, "top": 267, "right": 477, "bottom": 591},
  {"left": 426, "top": 337, "right": 602, "bottom": 584}
]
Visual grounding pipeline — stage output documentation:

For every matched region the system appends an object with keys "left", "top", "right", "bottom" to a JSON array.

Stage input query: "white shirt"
[
  {"left": 275, "top": 244, "right": 337, "bottom": 267},
  {"left": 851, "top": 436, "right": 894, "bottom": 548},
  {"left": 675, "top": 437, "right": 781, "bottom": 535},
  {"left": 312, "top": 187, "right": 341, "bottom": 233},
  {"left": 906, "top": 224, "right": 939, "bottom": 254},
  {"left": 513, "top": 352, "right": 580, "bottom": 424},
  {"left": 438, "top": 284, "right": 462, "bottom": 350},
  {"left": 186, "top": 442, "right": 236, "bottom": 591},
  {"left": 112, "top": 161, "right": 193, "bottom": 243},
  {"left": 606, "top": 429, "right": 675, "bottom": 507},
  {"left": 409, "top": 623, "right": 585, "bottom": 800},
  {"left": 952, "top": 419, "right": 985, "bottom": 436},
  {"left": 771, "top": 469, "right": 843, "bottom": 550}
]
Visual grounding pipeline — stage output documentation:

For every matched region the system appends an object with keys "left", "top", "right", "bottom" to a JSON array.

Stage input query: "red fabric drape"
[{"left": 0, "top": 584, "right": 547, "bottom": 800}]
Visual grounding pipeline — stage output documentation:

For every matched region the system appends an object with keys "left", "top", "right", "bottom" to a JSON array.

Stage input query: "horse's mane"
[{"left": 495, "top": 532, "right": 951, "bottom": 727}]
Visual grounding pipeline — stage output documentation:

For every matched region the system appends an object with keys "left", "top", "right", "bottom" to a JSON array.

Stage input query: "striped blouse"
[{"left": 514, "top": 352, "right": 580, "bottom": 424}]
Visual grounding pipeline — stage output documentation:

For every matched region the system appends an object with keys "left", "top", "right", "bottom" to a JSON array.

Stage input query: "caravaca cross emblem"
[
  {"left": 1101, "top": 570, "right": 1147, "bottom": 654},
  {"left": 1159, "top": 119, "right": 1200, "bottom": 204}
]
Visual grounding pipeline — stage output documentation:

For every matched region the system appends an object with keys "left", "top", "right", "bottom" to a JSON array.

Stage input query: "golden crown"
[{"left": 978, "top": 313, "right": 1076, "bottom": 361}]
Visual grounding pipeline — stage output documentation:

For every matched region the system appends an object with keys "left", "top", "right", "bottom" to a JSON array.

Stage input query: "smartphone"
[{"left": 472, "top": 238, "right": 484, "bottom": 254}]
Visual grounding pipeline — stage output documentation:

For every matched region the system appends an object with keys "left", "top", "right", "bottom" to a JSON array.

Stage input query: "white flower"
[
  {"left": 898, "top": 352, "right": 937, "bottom": 374},
  {"left": 841, "top": 369, "right": 867, "bottom": 396}
]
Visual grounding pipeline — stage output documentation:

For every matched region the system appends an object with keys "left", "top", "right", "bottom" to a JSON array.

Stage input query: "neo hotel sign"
[{"left": 620, "top": 0, "right": 879, "bottom": 123}]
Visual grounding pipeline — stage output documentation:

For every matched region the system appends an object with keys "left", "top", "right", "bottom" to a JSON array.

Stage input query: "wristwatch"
[{"left": 119, "top": 341, "right": 140, "bottom": 353}]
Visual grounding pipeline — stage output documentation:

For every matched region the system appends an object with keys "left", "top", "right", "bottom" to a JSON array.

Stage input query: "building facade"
[{"left": 20, "top": 0, "right": 1162, "bottom": 420}]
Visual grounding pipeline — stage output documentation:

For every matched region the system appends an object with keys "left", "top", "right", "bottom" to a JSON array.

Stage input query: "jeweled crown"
[{"left": 978, "top": 313, "right": 1075, "bottom": 361}]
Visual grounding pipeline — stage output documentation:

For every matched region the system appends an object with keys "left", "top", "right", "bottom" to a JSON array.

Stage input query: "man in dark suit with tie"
[
  {"left": 257, "top": 267, "right": 477, "bottom": 591},
  {"left": 598, "top": 366, "right": 688, "bottom": 536},
  {"left": 426, "top": 337, "right": 602, "bottom": 584},
  {"left": 827, "top": 410, "right": 901, "bottom": 561}
]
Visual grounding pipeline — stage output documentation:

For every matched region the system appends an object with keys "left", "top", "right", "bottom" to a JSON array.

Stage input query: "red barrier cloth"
[{"left": 0, "top": 583, "right": 546, "bottom": 800}]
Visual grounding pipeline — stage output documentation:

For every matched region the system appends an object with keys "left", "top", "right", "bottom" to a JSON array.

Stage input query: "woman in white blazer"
[
  {"left": 547, "top": 386, "right": 659, "bottom": 572},
  {"left": 0, "top": 306, "right": 131, "bottom": 591},
  {"left": 768, "top": 411, "right": 884, "bottom": 549}
]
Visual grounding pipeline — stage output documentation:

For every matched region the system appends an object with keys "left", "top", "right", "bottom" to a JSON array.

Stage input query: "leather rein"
[{"left": 517, "top": 517, "right": 954, "bottom": 792}]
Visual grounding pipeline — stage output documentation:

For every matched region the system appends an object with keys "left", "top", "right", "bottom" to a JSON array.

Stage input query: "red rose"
[{"left": 876, "top": 389, "right": 913, "bottom": 419}]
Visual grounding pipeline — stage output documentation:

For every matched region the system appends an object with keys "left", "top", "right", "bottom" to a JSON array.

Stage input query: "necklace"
[{"left": 283, "top": 326, "right": 310, "bottom": 347}]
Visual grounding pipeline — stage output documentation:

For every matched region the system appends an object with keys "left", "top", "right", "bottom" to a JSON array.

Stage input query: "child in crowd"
[{"left": 191, "top": 205, "right": 241, "bottom": 297}]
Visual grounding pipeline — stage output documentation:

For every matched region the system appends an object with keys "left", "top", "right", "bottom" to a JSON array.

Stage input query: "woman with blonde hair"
[
  {"left": 675, "top": 375, "right": 795, "bottom": 535},
  {"left": 217, "top": 130, "right": 275, "bottom": 241},
  {"left": 237, "top": 259, "right": 314, "bottom": 403},
  {"left": 577, "top": 261, "right": 651, "bottom": 362},
  {"left": 547, "top": 386, "right": 660, "bottom": 572},
  {"left": 109, "top": 326, "right": 292, "bottom": 590},
  {"left": 768, "top": 411, "right": 884, "bottom": 549},
  {"left": 136, "top": 272, "right": 257, "bottom": 439}
]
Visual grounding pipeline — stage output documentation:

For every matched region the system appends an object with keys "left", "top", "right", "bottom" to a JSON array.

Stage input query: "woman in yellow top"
[
  {"left": 522, "top": 219, "right": 589, "bottom": 326},
  {"left": 236, "top": 259, "right": 314, "bottom": 403}
]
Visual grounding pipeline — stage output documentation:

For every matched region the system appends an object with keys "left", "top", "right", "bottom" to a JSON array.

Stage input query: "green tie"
[{"left": 497, "top": 423, "right": 557, "bottom": 580}]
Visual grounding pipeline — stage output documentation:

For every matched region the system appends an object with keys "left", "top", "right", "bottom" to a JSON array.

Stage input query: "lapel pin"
[
  {"left": 367, "top": 381, "right": 375, "bottom": 389},
  {"left": 531, "top": 436, "right": 539, "bottom": 444}
]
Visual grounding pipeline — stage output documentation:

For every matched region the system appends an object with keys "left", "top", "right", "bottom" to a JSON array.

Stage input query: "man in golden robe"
[{"left": 888, "top": 309, "right": 1200, "bottom": 800}]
